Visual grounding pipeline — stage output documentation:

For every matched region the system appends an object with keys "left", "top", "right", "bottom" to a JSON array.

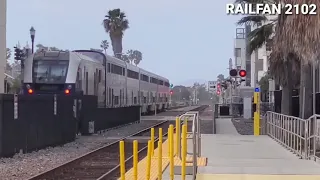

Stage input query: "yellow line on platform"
[{"left": 196, "top": 174, "right": 320, "bottom": 180}]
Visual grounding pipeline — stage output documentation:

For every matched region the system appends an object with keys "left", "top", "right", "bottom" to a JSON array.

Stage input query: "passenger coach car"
[{"left": 23, "top": 50, "right": 170, "bottom": 113}]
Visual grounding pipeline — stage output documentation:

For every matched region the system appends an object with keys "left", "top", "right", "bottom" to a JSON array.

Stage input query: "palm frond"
[
  {"left": 236, "top": 15, "right": 267, "bottom": 26},
  {"left": 246, "top": 23, "right": 274, "bottom": 54}
]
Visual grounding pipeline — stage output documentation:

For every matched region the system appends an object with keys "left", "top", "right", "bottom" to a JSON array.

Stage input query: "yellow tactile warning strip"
[
  {"left": 196, "top": 174, "right": 320, "bottom": 180},
  {"left": 173, "top": 156, "right": 207, "bottom": 166},
  {"left": 119, "top": 133, "right": 207, "bottom": 180}
]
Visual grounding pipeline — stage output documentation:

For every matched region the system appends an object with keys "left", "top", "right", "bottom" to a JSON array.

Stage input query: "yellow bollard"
[
  {"left": 151, "top": 128, "right": 155, "bottom": 156},
  {"left": 146, "top": 140, "right": 152, "bottom": 180},
  {"left": 168, "top": 127, "right": 171, "bottom": 157},
  {"left": 181, "top": 124, "right": 187, "bottom": 180},
  {"left": 119, "top": 141, "right": 126, "bottom": 180},
  {"left": 159, "top": 128, "right": 163, "bottom": 143},
  {"left": 169, "top": 124, "right": 174, "bottom": 180},
  {"left": 175, "top": 117, "right": 180, "bottom": 156},
  {"left": 133, "top": 140, "right": 138, "bottom": 180},
  {"left": 158, "top": 140, "right": 162, "bottom": 180}
]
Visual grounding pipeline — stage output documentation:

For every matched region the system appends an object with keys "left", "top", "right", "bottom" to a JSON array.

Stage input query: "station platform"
[{"left": 120, "top": 117, "right": 320, "bottom": 179}]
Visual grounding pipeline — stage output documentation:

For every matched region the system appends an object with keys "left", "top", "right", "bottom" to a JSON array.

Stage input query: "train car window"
[
  {"left": 141, "top": 74, "right": 149, "bottom": 82},
  {"left": 111, "top": 89, "right": 114, "bottom": 107},
  {"left": 107, "top": 63, "right": 111, "bottom": 73},
  {"left": 127, "top": 70, "right": 139, "bottom": 79},
  {"left": 122, "top": 68, "right": 125, "bottom": 76},
  {"left": 134, "top": 97, "right": 137, "bottom": 104},
  {"left": 98, "top": 70, "right": 101, "bottom": 82},
  {"left": 114, "top": 96, "right": 119, "bottom": 105},
  {"left": 108, "top": 88, "right": 111, "bottom": 106},
  {"left": 120, "top": 89, "right": 122, "bottom": 106},
  {"left": 83, "top": 66, "right": 86, "bottom": 80},
  {"left": 85, "top": 72, "right": 88, "bottom": 94},
  {"left": 164, "top": 82, "right": 170, "bottom": 87},
  {"left": 144, "top": 97, "right": 147, "bottom": 103},
  {"left": 150, "top": 77, "right": 158, "bottom": 84},
  {"left": 159, "top": 80, "right": 164, "bottom": 85},
  {"left": 111, "top": 64, "right": 123, "bottom": 75},
  {"left": 131, "top": 91, "right": 134, "bottom": 105}
]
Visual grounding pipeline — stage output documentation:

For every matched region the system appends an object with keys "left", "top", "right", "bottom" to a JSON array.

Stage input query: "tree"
[
  {"left": 6, "top": 48, "right": 11, "bottom": 71},
  {"left": 217, "top": 74, "right": 225, "bottom": 81},
  {"left": 100, "top": 40, "right": 109, "bottom": 54},
  {"left": 171, "top": 86, "right": 191, "bottom": 101},
  {"left": 127, "top": 49, "right": 142, "bottom": 66},
  {"left": 121, "top": 54, "right": 130, "bottom": 63},
  {"left": 103, "top": 8, "right": 129, "bottom": 59},
  {"left": 273, "top": 0, "right": 320, "bottom": 118},
  {"left": 36, "top": 44, "right": 60, "bottom": 52}
]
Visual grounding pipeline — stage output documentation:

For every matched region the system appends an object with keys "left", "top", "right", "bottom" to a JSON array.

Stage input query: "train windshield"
[{"left": 33, "top": 60, "right": 69, "bottom": 83}]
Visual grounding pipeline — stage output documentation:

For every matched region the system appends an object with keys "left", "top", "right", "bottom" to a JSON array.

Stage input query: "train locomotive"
[{"left": 22, "top": 49, "right": 171, "bottom": 113}]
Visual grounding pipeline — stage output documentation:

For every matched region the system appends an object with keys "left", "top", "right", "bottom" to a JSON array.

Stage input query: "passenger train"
[{"left": 22, "top": 50, "right": 171, "bottom": 114}]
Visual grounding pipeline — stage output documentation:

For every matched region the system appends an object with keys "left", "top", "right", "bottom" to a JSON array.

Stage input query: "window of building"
[{"left": 235, "top": 48, "right": 241, "bottom": 58}]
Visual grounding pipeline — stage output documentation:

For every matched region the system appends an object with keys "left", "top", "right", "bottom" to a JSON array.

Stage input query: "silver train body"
[{"left": 23, "top": 50, "right": 171, "bottom": 113}]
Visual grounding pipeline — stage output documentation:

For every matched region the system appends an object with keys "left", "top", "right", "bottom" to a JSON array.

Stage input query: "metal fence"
[{"left": 265, "top": 111, "right": 320, "bottom": 160}]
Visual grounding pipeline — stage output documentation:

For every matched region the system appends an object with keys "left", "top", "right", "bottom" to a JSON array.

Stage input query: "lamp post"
[{"left": 30, "top": 27, "right": 35, "bottom": 53}]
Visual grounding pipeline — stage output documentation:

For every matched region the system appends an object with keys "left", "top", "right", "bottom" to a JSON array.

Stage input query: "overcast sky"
[{"left": 7, "top": 0, "right": 240, "bottom": 86}]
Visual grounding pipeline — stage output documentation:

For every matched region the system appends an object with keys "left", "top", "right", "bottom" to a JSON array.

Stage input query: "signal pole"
[{"left": 229, "top": 68, "right": 247, "bottom": 116}]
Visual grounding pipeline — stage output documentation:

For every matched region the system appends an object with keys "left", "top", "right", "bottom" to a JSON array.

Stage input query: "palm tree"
[
  {"left": 103, "top": 9, "right": 129, "bottom": 59},
  {"left": 127, "top": 49, "right": 142, "bottom": 66},
  {"left": 133, "top": 50, "right": 142, "bottom": 66},
  {"left": 273, "top": 0, "right": 320, "bottom": 118},
  {"left": 127, "top": 49, "right": 134, "bottom": 64},
  {"left": 121, "top": 54, "right": 130, "bottom": 63},
  {"left": 100, "top": 40, "right": 109, "bottom": 54}
]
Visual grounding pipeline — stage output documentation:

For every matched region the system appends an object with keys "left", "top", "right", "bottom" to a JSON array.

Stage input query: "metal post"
[
  {"left": 302, "top": 87, "right": 306, "bottom": 119},
  {"left": 313, "top": 63, "right": 316, "bottom": 115},
  {"left": 230, "top": 80, "right": 233, "bottom": 116}
]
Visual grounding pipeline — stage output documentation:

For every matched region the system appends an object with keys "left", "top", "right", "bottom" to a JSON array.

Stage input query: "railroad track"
[
  {"left": 27, "top": 105, "right": 208, "bottom": 180},
  {"left": 27, "top": 121, "right": 171, "bottom": 180}
]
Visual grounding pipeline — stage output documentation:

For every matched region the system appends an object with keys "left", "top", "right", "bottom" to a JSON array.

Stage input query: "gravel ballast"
[
  {"left": 0, "top": 120, "right": 162, "bottom": 180},
  {"left": 231, "top": 118, "right": 254, "bottom": 135}
]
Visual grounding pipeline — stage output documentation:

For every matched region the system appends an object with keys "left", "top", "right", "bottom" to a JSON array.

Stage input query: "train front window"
[{"left": 33, "top": 60, "right": 69, "bottom": 83}]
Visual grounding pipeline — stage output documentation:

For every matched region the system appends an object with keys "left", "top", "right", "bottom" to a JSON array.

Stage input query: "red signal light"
[
  {"left": 170, "top": 90, "right": 173, "bottom": 95},
  {"left": 28, "top": 89, "right": 33, "bottom": 94},
  {"left": 216, "top": 90, "right": 220, "bottom": 95},
  {"left": 65, "top": 89, "right": 70, "bottom": 94},
  {"left": 217, "top": 83, "right": 220, "bottom": 89},
  {"left": 239, "top": 70, "right": 247, "bottom": 77}
]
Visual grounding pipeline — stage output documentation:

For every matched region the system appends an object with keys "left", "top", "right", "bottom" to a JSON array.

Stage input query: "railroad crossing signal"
[
  {"left": 239, "top": 70, "right": 247, "bottom": 77},
  {"left": 229, "top": 69, "right": 247, "bottom": 77}
]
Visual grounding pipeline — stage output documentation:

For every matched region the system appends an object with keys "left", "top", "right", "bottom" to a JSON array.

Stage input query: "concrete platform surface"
[
  {"left": 198, "top": 134, "right": 320, "bottom": 175},
  {"left": 215, "top": 118, "right": 239, "bottom": 134}
]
